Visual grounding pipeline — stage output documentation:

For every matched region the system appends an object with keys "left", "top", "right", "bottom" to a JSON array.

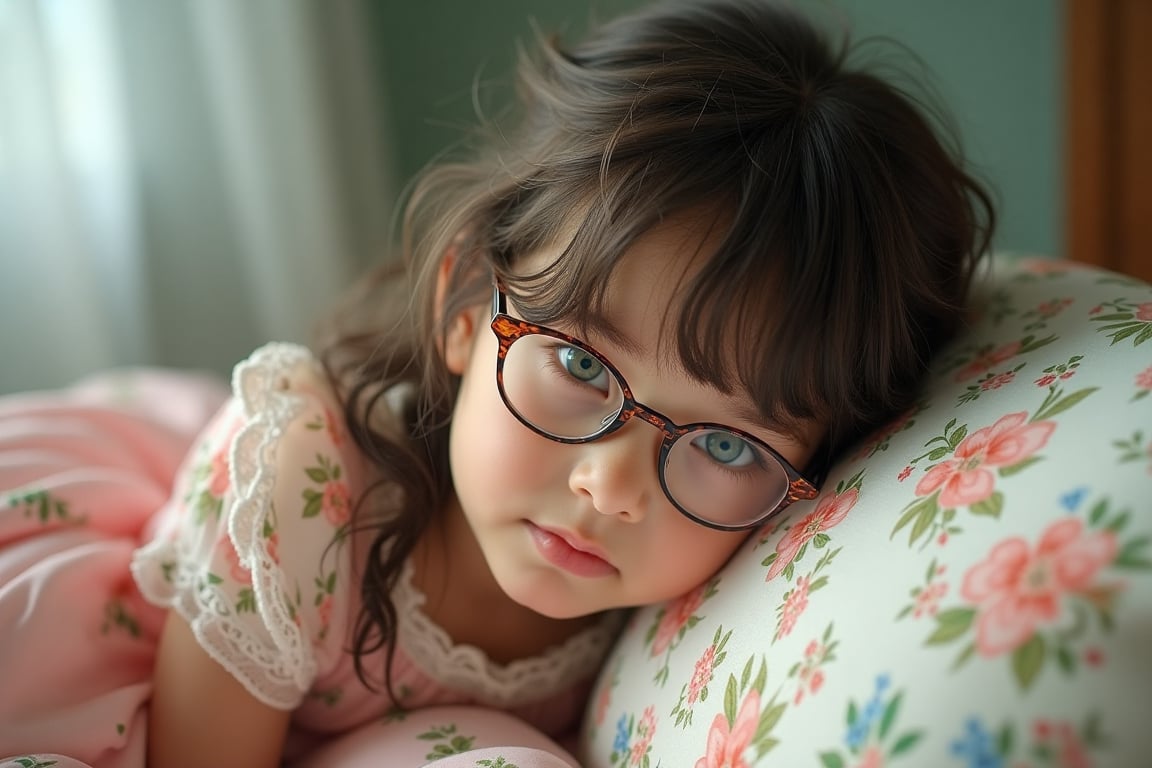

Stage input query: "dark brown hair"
[{"left": 321, "top": 0, "right": 995, "bottom": 695}]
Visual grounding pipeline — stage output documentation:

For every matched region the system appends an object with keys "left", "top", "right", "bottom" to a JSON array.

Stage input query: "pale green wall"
[{"left": 371, "top": 0, "right": 1060, "bottom": 256}]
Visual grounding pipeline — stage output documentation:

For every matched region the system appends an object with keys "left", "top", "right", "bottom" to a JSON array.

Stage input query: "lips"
[{"left": 527, "top": 522, "right": 617, "bottom": 578}]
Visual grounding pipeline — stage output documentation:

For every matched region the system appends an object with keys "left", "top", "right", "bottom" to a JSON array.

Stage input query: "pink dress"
[{"left": 0, "top": 344, "right": 619, "bottom": 767}]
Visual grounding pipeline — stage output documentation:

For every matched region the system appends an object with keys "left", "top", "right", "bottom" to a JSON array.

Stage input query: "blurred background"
[{"left": 0, "top": 0, "right": 1062, "bottom": 395}]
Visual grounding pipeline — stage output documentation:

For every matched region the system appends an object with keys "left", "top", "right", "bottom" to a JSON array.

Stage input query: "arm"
[{"left": 148, "top": 611, "right": 292, "bottom": 768}]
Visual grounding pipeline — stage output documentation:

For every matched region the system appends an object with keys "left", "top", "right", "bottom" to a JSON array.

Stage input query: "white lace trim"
[
  {"left": 132, "top": 342, "right": 320, "bottom": 709},
  {"left": 394, "top": 559, "right": 625, "bottom": 707}
]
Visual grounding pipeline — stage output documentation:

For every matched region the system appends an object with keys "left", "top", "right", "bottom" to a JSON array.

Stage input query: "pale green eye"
[
  {"left": 699, "top": 431, "right": 755, "bottom": 466},
  {"left": 559, "top": 346, "right": 605, "bottom": 383}
]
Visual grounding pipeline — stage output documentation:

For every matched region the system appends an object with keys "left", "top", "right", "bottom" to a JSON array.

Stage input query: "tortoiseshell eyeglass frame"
[{"left": 488, "top": 282, "right": 821, "bottom": 531}]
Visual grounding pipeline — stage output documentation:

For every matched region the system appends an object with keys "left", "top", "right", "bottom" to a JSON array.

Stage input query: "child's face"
[{"left": 442, "top": 215, "right": 825, "bottom": 619}]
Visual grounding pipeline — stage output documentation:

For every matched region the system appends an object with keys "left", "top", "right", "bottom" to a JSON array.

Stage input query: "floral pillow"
[{"left": 580, "top": 258, "right": 1152, "bottom": 768}]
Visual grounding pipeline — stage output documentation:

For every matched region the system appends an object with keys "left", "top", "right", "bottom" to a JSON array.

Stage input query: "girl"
[{"left": 0, "top": 0, "right": 994, "bottom": 765}]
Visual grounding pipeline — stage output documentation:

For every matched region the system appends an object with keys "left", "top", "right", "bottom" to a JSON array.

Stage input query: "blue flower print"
[
  {"left": 613, "top": 714, "right": 630, "bottom": 754},
  {"left": 1059, "top": 486, "right": 1088, "bottom": 512},
  {"left": 949, "top": 718, "right": 1002, "bottom": 768},
  {"left": 845, "top": 674, "right": 891, "bottom": 749}
]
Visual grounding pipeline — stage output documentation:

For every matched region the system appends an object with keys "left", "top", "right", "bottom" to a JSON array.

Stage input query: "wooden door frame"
[{"left": 1066, "top": 0, "right": 1152, "bottom": 281}]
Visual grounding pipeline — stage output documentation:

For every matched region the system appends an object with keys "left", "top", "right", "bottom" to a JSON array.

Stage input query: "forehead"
[
  {"left": 520, "top": 208, "right": 729, "bottom": 362},
  {"left": 518, "top": 210, "right": 771, "bottom": 414}
]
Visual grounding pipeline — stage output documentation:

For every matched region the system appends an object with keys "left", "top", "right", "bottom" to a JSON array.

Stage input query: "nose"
[{"left": 567, "top": 420, "right": 662, "bottom": 522}]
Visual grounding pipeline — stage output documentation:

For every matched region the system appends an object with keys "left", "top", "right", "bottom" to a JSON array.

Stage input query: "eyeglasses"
[{"left": 489, "top": 283, "right": 820, "bottom": 531}]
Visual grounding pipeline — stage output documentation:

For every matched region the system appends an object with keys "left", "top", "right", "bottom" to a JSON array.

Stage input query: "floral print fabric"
[
  {"left": 131, "top": 343, "right": 362, "bottom": 709},
  {"left": 581, "top": 258, "right": 1152, "bottom": 767}
]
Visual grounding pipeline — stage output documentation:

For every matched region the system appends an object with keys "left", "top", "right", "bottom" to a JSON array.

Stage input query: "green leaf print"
[
  {"left": 101, "top": 599, "right": 141, "bottom": 637},
  {"left": 926, "top": 607, "right": 976, "bottom": 644},
  {"left": 1032, "top": 386, "right": 1098, "bottom": 421},
  {"left": 301, "top": 488, "right": 322, "bottom": 518},
  {"left": 476, "top": 758, "right": 520, "bottom": 768},
  {"left": 236, "top": 587, "right": 257, "bottom": 613},
  {"left": 723, "top": 673, "right": 738, "bottom": 725},
  {"left": 892, "top": 494, "right": 938, "bottom": 543},
  {"left": 1116, "top": 536, "right": 1152, "bottom": 569},
  {"left": 889, "top": 731, "right": 923, "bottom": 757},
  {"left": 419, "top": 724, "right": 475, "bottom": 761},
  {"left": 8, "top": 490, "right": 82, "bottom": 525},
  {"left": 1012, "top": 634, "right": 1046, "bottom": 690},
  {"left": 818, "top": 753, "right": 845, "bottom": 768},
  {"left": 998, "top": 456, "right": 1043, "bottom": 477},
  {"left": 12, "top": 759, "right": 59, "bottom": 768},
  {"left": 969, "top": 491, "right": 1003, "bottom": 518},
  {"left": 878, "top": 692, "right": 902, "bottom": 741}
]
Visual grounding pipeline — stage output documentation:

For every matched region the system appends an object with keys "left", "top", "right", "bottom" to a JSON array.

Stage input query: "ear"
[
  {"left": 435, "top": 243, "right": 482, "bottom": 376},
  {"left": 443, "top": 304, "right": 481, "bottom": 375}
]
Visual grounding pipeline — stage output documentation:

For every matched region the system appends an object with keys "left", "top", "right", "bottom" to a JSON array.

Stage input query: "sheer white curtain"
[{"left": 0, "top": 0, "right": 393, "bottom": 395}]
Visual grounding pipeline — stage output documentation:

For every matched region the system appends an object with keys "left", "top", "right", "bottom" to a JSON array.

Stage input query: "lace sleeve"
[{"left": 131, "top": 343, "right": 360, "bottom": 710}]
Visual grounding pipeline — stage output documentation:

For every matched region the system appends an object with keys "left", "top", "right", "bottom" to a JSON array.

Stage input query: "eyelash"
[{"left": 540, "top": 342, "right": 609, "bottom": 393}]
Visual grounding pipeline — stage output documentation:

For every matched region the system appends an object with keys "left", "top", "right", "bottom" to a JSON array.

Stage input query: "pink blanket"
[{"left": 0, "top": 370, "right": 229, "bottom": 766}]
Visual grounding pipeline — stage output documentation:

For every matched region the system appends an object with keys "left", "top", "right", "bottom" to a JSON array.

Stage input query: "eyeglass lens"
[{"left": 499, "top": 333, "right": 791, "bottom": 527}]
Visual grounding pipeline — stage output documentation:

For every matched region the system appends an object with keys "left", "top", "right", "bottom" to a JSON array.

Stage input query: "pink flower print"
[
  {"left": 980, "top": 371, "right": 1016, "bottom": 391},
  {"left": 914, "top": 412, "right": 1056, "bottom": 509},
  {"left": 766, "top": 488, "right": 858, "bottom": 581},
  {"left": 1035, "top": 297, "right": 1073, "bottom": 318},
  {"left": 961, "top": 517, "right": 1118, "bottom": 657},
  {"left": 1136, "top": 365, "right": 1152, "bottom": 390},
  {"left": 938, "top": 532, "right": 949, "bottom": 547},
  {"left": 594, "top": 682, "right": 612, "bottom": 726},
  {"left": 266, "top": 531, "right": 280, "bottom": 565},
  {"left": 317, "top": 594, "right": 334, "bottom": 629},
  {"left": 1083, "top": 646, "right": 1104, "bottom": 667},
  {"left": 914, "top": 578, "right": 948, "bottom": 618},
  {"left": 1058, "top": 734, "right": 1091, "bottom": 768},
  {"left": 854, "top": 744, "right": 885, "bottom": 768},
  {"left": 1034, "top": 373, "right": 1058, "bottom": 387},
  {"left": 208, "top": 444, "right": 231, "bottom": 497},
  {"left": 688, "top": 644, "right": 717, "bottom": 705},
  {"left": 1136, "top": 302, "right": 1152, "bottom": 322},
  {"left": 696, "top": 689, "right": 760, "bottom": 768},
  {"left": 1020, "top": 258, "right": 1066, "bottom": 275},
  {"left": 794, "top": 643, "right": 826, "bottom": 705},
  {"left": 324, "top": 405, "right": 345, "bottom": 447},
  {"left": 321, "top": 480, "right": 352, "bottom": 526},
  {"left": 651, "top": 584, "right": 706, "bottom": 656},
  {"left": 1032, "top": 721, "right": 1091, "bottom": 768},
  {"left": 777, "top": 575, "right": 811, "bottom": 640},
  {"left": 1089, "top": 303, "right": 1103, "bottom": 315},
  {"left": 898, "top": 465, "right": 912, "bottom": 482},
  {"left": 630, "top": 706, "right": 657, "bottom": 766},
  {"left": 955, "top": 341, "right": 1021, "bottom": 381},
  {"left": 221, "top": 537, "right": 252, "bottom": 585}
]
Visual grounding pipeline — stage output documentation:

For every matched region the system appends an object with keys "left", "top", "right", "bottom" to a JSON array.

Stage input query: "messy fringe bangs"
[{"left": 437, "top": 3, "right": 993, "bottom": 450}]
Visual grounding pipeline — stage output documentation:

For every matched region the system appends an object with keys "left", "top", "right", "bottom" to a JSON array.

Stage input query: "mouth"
[{"left": 526, "top": 522, "right": 617, "bottom": 578}]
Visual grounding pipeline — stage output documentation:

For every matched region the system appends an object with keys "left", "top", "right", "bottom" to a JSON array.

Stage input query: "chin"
[{"left": 497, "top": 570, "right": 605, "bottom": 620}]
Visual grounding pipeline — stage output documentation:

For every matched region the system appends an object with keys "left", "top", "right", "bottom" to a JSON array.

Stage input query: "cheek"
[
  {"left": 636, "top": 518, "right": 750, "bottom": 602},
  {"left": 449, "top": 342, "right": 563, "bottom": 501}
]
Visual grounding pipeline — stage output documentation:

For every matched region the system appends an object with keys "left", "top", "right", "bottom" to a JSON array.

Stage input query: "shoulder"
[{"left": 133, "top": 342, "right": 367, "bottom": 708}]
